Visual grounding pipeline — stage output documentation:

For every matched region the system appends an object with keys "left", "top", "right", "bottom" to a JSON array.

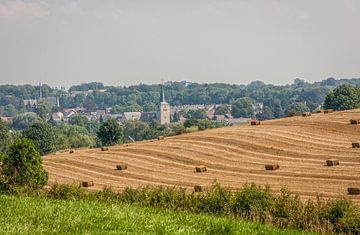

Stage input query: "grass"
[{"left": 0, "top": 194, "right": 312, "bottom": 235}]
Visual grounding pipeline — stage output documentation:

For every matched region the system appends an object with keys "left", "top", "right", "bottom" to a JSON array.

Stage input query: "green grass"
[{"left": 0, "top": 195, "right": 312, "bottom": 235}]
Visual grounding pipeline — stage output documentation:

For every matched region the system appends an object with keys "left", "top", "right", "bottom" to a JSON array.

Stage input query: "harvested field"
[{"left": 43, "top": 109, "right": 360, "bottom": 204}]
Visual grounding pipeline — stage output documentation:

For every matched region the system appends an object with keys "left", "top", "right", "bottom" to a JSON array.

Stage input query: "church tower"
[{"left": 159, "top": 85, "right": 170, "bottom": 125}]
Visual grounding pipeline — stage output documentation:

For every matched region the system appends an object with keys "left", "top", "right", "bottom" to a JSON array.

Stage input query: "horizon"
[
  {"left": 0, "top": 76, "right": 355, "bottom": 89},
  {"left": 0, "top": 1, "right": 359, "bottom": 87}
]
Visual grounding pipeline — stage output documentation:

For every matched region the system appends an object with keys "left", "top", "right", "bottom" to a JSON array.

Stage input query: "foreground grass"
[{"left": 0, "top": 195, "right": 311, "bottom": 235}]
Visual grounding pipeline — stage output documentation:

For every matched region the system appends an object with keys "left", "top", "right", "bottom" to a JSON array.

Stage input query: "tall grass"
[
  {"left": 44, "top": 182, "right": 360, "bottom": 234},
  {"left": 0, "top": 194, "right": 311, "bottom": 235}
]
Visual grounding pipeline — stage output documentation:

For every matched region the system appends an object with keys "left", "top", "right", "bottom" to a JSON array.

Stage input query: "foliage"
[
  {"left": 3, "top": 78, "right": 360, "bottom": 123},
  {"left": 68, "top": 115, "right": 99, "bottom": 135},
  {"left": 97, "top": 118, "right": 124, "bottom": 146},
  {"left": 183, "top": 109, "right": 207, "bottom": 119},
  {"left": 123, "top": 120, "right": 151, "bottom": 141},
  {"left": 0, "top": 194, "right": 305, "bottom": 235},
  {"left": 285, "top": 102, "right": 309, "bottom": 117},
  {"left": 11, "top": 112, "right": 43, "bottom": 130},
  {"left": 1, "top": 138, "right": 48, "bottom": 189},
  {"left": 23, "top": 182, "right": 359, "bottom": 234},
  {"left": 0, "top": 120, "right": 12, "bottom": 153},
  {"left": 22, "top": 122, "right": 56, "bottom": 155},
  {"left": 323, "top": 84, "right": 360, "bottom": 111},
  {"left": 231, "top": 97, "right": 255, "bottom": 118},
  {"left": 54, "top": 124, "right": 96, "bottom": 149},
  {"left": 214, "top": 105, "right": 230, "bottom": 115},
  {"left": 35, "top": 100, "right": 51, "bottom": 120}
]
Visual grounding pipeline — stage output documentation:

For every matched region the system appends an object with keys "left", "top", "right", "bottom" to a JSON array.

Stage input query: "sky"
[{"left": 0, "top": 0, "right": 359, "bottom": 88}]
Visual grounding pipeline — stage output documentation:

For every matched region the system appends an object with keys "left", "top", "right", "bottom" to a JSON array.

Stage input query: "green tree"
[
  {"left": 184, "top": 109, "right": 207, "bottom": 119},
  {"left": 256, "top": 106, "right": 273, "bottom": 120},
  {"left": 97, "top": 118, "right": 123, "bottom": 146},
  {"left": 172, "top": 111, "right": 180, "bottom": 122},
  {"left": 123, "top": 120, "right": 150, "bottom": 141},
  {"left": 214, "top": 105, "right": 230, "bottom": 115},
  {"left": 35, "top": 100, "right": 52, "bottom": 120},
  {"left": 11, "top": 113, "right": 43, "bottom": 130},
  {"left": 231, "top": 97, "right": 255, "bottom": 118},
  {"left": 323, "top": 85, "right": 360, "bottom": 111},
  {"left": 0, "top": 120, "right": 12, "bottom": 153},
  {"left": 1, "top": 138, "right": 48, "bottom": 189},
  {"left": 22, "top": 123, "right": 56, "bottom": 156},
  {"left": 285, "top": 102, "right": 309, "bottom": 117}
]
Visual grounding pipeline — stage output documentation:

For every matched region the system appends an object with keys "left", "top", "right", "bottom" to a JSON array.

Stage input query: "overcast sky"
[{"left": 0, "top": 0, "right": 359, "bottom": 87}]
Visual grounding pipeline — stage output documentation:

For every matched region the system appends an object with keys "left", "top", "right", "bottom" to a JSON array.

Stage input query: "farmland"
[{"left": 43, "top": 109, "right": 360, "bottom": 204}]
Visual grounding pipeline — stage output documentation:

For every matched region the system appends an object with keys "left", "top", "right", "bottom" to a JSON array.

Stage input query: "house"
[
  {"left": 0, "top": 116, "right": 13, "bottom": 123},
  {"left": 51, "top": 112, "right": 64, "bottom": 122},
  {"left": 120, "top": 112, "right": 142, "bottom": 123},
  {"left": 140, "top": 112, "right": 158, "bottom": 123}
]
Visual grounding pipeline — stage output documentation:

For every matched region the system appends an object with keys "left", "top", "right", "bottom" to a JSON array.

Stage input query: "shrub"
[
  {"left": 48, "top": 183, "right": 85, "bottom": 200},
  {"left": 231, "top": 183, "right": 273, "bottom": 221},
  {"left": 1, "top": 138, "right": 48, "bottom": 189}
]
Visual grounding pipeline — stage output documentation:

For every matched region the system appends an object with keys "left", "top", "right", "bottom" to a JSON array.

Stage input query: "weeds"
[{"left": 15, "top": 181, "right": 360, "bottom": 234}]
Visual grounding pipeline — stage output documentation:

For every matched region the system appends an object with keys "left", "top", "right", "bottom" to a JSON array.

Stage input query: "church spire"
[{"left": 160, "top": 84, "right": 166, "bottom": 103}]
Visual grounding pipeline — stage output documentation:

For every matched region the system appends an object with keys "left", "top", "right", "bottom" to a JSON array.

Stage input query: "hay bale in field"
[
  {"left": 352, "top": 142, "right": 360, "bottom": 148},
  {"left": 250, "top": 120, "right": 261, "bottom": 126},
  {"left": 116, "top": 164, "right": 127, "bottom": 170},
  {"left": 158, "top": 136, "right": 165, "bottom": 140},
  {"left": 348, "top": 187, "right": 360, "bottom": 195},
  {"left": 194, "top": 185, "right": 202, "bottom": 192},
  {"left": 69, "top": 149, "right": 74, "bottom": 154},
  {"left": 324, "top": 109, "right": 333, "bottom": 114},
  {"left": 101, "top": 147, "right": 108, "bottom": 151},
  {"left": 350, "top": 119, "right": 360, "bottom": 125},
  {"left": 195, "top": 166, "right": 207, "bottom": 173},
  {"left": 265, "top": 164, "right": 279, "bottom": 170},
  {"left": 325, "top": 159, "right": 339, "bottom": 166},
  {"left": 81, "top": 181, "right": 94, "bottom": 187},
  {"left": 302, "top": 112, "right": 311, "bottom": 117}
]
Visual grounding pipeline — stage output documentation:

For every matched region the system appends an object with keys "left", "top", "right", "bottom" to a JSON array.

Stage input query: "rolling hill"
[{"left": 43, "top": 109, "right": 360, "bottom": 204}]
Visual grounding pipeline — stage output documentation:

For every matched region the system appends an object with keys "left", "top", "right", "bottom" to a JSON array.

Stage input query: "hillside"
[{"left": 43, "top": 109, "right": 360, "bottom": 204}]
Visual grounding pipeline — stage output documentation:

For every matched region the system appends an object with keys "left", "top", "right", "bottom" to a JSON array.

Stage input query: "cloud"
[{"left": 0, "top": 0, "right": 49, "bottom": 21}]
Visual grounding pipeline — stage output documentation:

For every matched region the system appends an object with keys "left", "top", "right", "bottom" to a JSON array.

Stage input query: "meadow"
[{"left": 0, "top": 194, "right": 310, "bottom": 235}]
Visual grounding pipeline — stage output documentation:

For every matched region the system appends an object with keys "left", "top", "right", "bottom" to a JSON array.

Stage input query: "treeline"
[
  {"left": 0, "top": 115, "right": 228, "bottom": 157},
  {"left": 2, "top": 77, "right": 360, "bottom": 119}
]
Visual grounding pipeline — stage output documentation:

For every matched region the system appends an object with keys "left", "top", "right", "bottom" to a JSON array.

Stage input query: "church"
[{"left": 124, "top": 85, "right": 170, "bottom": 125}]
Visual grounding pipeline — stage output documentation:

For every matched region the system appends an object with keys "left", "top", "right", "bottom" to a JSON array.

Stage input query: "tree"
[
  {"left": 172, "top": 111, "right": 180, "bottom": 122},
  {"left": 35, "top": 100, "right": 52, "bottom": 120},
  {"left": 256, "top": 106, "right": 273, "bottom": 120},
  {"left": 22, "top": 122, "right": 56, "bottom": 156},
  {"left": 0, "top": 120, "right": 12, "bottom": 153},
  {"left": 285, "top": 102, "right": 309, "bottom": 117},
  {"left": 11, "top": 112, "right": 43, "bottom": 130},
  {"left": 1, "top": 138, "right": 48, "bottom": 189},
  {"left": 183, "top": 109, "right": 207, "bottom": 119},
  {"left": 123, "top": 120, "right": 150, "bottom": 141},
  {"left": 97, "top": 118, "right": 123, "bottom": 146},
  {"left": 323, "top": 85, "right": 360, "bottom": 111},
  {"left": 231, "top": 97, "right": 255, "bottom": 118},
  {"left": 214, "top": 105, "right": 230, "bottom": 115}
]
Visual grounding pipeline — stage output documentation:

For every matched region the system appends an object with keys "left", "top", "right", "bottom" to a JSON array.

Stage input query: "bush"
[
  {"left": 47, "top": 183, "right": 85, "bottom": 200},
  {"left": 1, "top": 138, "right": 48, "bottom": 189},
  {"left": 231, "top": 183, "right": 273, "bottom": 221}
]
